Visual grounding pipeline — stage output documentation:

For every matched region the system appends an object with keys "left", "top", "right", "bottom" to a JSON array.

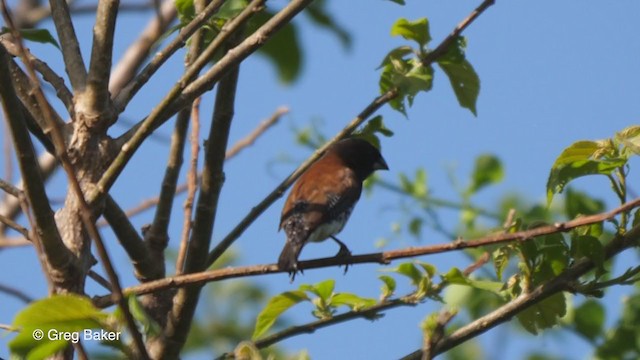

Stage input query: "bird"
[{"left": 278, "top": 138, "right": 389, "bottom": 281}]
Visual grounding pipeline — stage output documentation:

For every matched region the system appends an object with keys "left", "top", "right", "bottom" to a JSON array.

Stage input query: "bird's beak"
[{"left": 374, "top": 157, "right": 389, "bottom": 171}]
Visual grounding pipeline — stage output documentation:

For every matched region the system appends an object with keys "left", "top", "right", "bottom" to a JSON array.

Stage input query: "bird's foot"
[
  {"left": 331, "top": 236, "right": 352, "bottom": 275},
  {"left": 287, "top": 265, "right": 303, "bottom": 283}
]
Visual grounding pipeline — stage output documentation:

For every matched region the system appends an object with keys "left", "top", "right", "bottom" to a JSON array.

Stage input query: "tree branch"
[
  {"left": 93, "top": 196, "right": 640, "bottom": 308},
  {"left": 48, "top": 0, "right": 87, "bottom": 90},
  {"left": 421, "top": 0, "right": 495, "bottom": 66},
  {"left": 112, "top": 0, "right": 227, "bottom": 111},
  {"left": 0, "top": 35, "right": 74, "bottom": 116},
  {"left": 84, "top": 0, "right": 119, "bottom": 121},
  {"left": 102, "top": 195, "right": 162, "bottom": 281}
]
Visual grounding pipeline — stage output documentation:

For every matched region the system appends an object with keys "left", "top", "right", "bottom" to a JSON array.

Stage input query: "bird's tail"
[{"left": 277, "top": 240, "right": 304, "bottom": 274}]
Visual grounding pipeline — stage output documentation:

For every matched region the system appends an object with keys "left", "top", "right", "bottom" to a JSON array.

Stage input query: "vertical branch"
[
  {"left": 174, "top": 0, "right": 207, "bottom": 275},
  {"left": 85, "top": 0, "right": 119, "bottom": 116},
  {"left": 48, "top": 0, "right": 87, "bottom": 91},
  {"left": 160, "top": 61, "right": 241, "bottom": 358},
  {"left": 175, "top": 100, "right": 200, "bottom": 275}
]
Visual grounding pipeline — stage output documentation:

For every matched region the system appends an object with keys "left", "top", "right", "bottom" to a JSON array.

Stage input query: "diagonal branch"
[
  {"left": 109, "top": 0, "right": 177, "bottom": 94},
  {"left": 96, "top": 0, "right": 266, "bottom": 201},
  {"left": 0, "top": 45, "right": 73, "bottom": 271},
  {"left": 0, "top": 36, "right": 74, "bottom": 116},
  {"left": 112, "top": 0, "right": 227, "bottom": 111}
]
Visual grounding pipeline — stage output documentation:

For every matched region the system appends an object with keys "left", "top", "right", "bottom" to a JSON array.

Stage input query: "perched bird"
[{"left": 278, "top": 138, "right": 389, "bottom": 280}]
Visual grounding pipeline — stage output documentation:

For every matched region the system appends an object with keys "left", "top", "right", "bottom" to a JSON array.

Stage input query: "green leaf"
[
  {"left": 391, "top": 18, "right": 431, "bottom": 48},
  {"left": 300, "top": 279, "right": 335, "bottom": 301},
  {"left": 355, "top": 116, "right": 394, "bottom": 149},
  {"left": 574, "top": 300, "right": 605, "bottom": 341},
  {"left": 234, "top": 341, "right": 261, "bottom": 360},
  {"left": 565, "top": 188, "right": 605, "bottom": 219},
  {"left": 217, "top": 0, "right": 248, "bottom": 19},
  {"left": 468, "top": 154, "right": 503, "bottom": 194},
  {"left": 174, "top": 0, "right": 195, "bottom": 21},
  {"left": 416, "top": 262, "right": 437, "bottom": 278},
  {"left": 546, "top": 140, "right": 626, "bottom": 205},
  {"left": 252, "top": 290, "right": 308, "bottom": 339},
  {"left": 442, "top": 268, "right": 504, "bottom": 294},
  {"left": 439, "top": 36, "right": 467, "bottom": 64},
  {"left": 392, "top": 263, "right": 423, "bottom": 285},
  {"left": 378, "top": 46, "right": 414, "bottom": 69},
  {"left": 438, "top": 58, "right": 480, "bottom": 116},
  {"left": 380, "top": 59, "right": 434, "bottom": 114},
  {"left": 408, "top": 217, "right": 423, "bottom": 237},
  {"left": 517, "top": 292, "right": 566, "bottom": 335},
  {"left": 570, "top": 235, "right": 605, "bottom": 272},
  {"left": 9, "top": 295, "right": 109, "bottom": 359},
  {"left": 305, "top": 0, "right": 352, "bottom": 49},
  {"left": 0, "top": 28, "right": 60, "bottom": 50},
  {"left": 493, "top": 246, "right": 512, "bottom": 281},
  {"left": 13, "top": 295, "right": 107, "bottom": 329},
  {"left": 128, "top": 295, "right": 161, "bottom": 338},
  {"left": 331, "top": 293, "right": 376, "bottom": 311},
  {"left": 251, "top": 11, "right": 302, "bottom": 84},
  {"left": 387, "top": 0, "right": 406, "bottom": 4},
  {"left": 379, "top": 275, "right": 396, "bottom": 300},
  {"left": 615, "top": 125, "right": 640, "bottom": 156}
]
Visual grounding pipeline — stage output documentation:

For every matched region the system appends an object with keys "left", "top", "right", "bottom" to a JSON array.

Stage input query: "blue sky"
[{"left": 2, "top": 0, "right": 640, "bottom": 359}]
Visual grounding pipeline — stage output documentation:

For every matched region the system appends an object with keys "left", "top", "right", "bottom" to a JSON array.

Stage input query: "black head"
[{"left": 327, "top": 138, "right": 389, "bottom": 181}]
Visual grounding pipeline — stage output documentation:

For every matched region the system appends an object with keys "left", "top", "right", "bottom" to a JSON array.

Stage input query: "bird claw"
[
  {"left": 287, "top": 264, "right": 303, "bottom": 283},
  {"left": 331, "top": 236, "right": 352, "bottom": 275}
]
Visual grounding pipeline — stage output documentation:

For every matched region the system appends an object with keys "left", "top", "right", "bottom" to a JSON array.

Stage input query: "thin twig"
[
  {"left": 226, "top": 106, "right": 288, "bottom": 159},
  {"left": 0, "top": 236, "right": 31, "bottom": 247},
  {"left": 0, "top": 283, "right": 33, "bottom": 303},
  {"left": 0, "top": 177, "right": 21, "bottom": 197},
  {"left": 421, "top": 0, "right": 495, "bottom": 66},
  {"left": 0, "top": 35, "right": 74, "bottom": 115},
  {"left": 176, "top": 98, "right": 201, "bottom": 275},
  {"left": 88, "top": 270, "right": 113, "bottom": 292},
  {"left": 92, "top": 196, "right": 640, "bottom": 308},
  {"left": 0, "top": 213, "right": 29, "bottom": 237}
]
